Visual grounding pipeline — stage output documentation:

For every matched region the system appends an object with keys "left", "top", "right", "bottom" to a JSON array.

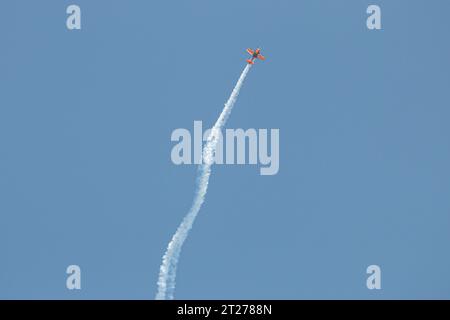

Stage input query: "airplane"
[{"left": 246, "top": 48, "right": 265, "bottom": 65}]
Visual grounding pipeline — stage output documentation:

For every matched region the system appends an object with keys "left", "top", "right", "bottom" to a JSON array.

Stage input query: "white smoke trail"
[{"left": 156, "top": 64, "right": 252, "bottom": 300}]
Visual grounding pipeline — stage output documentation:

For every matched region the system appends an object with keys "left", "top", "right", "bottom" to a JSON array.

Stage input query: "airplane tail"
[{"left": 246, "top": 59, "right": 255, "bottom": 65}]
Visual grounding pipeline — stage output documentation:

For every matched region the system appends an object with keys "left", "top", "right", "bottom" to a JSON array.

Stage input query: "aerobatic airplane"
[{"left": 246, "top": 48, "right": 265, "bottom": 64}]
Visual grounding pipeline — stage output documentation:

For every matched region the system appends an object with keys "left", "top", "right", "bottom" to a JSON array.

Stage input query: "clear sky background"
[{"left": 1, "top": 0, "right": 449, "bottom": 299}]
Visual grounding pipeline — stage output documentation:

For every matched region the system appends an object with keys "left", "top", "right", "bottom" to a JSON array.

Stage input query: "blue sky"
[{"left": 1, "top": 0, "right": 450, "bottom": 299}]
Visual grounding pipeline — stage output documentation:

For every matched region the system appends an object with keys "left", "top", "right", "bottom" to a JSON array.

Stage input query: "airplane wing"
[
  {"left": 247, "top": 48, "right": 254, "bottom": 55},
  {"left": 257, "top": 54, "right": 265, "bottom": 60}
]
